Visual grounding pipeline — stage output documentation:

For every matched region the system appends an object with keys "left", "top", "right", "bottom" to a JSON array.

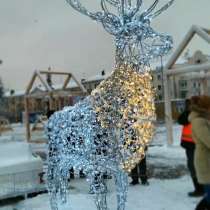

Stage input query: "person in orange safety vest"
[{"left": 181, "top": 123, "right": 194, "bottom": 143}]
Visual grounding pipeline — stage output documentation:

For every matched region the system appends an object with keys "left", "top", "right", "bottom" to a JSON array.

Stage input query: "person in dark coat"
[
  {"left": 130, "top": 148, "right": 149, "bottom": 185},
  {"left": 178, "top": 99, "right": 203, "bottom": 197}
]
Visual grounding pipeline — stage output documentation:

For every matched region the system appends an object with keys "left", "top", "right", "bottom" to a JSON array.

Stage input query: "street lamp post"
[
  {"left": 160, "top": 55, "right": 164, "bottom": 99},
  {"left": 0, "top": 59, "right": 3, "bottom": 98}
]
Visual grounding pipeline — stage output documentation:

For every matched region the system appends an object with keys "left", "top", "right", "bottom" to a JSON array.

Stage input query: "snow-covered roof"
[
  {"left": 52, "top": 80, "right": 78, "bottom": 89},
  {"left": 4, "top": 90, "right": 25, "bottom": 97},
  {"left": 4, "top": 79, "right": 81, "bottom": 98},
  {"left": 29, "top": 80, "right": 79, "bottom": 92},
  {"left": 86, "top": 73, "right": 108, "bottom": 82}
]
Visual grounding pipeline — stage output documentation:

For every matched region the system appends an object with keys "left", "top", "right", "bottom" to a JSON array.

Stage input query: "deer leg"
[
  {"left": 48, "top": 155, "right": 70, "bottom": 210},
  {"left": 58, "top": 167, "right": 69, "bottom": 204},
  {"left": 47, "top": 161, "right": 60, "bottom": 210},
  {"left": 114, "top": 170, "right": 128, "bottom": 210},
  {"left": 88, "top": 172, "right": 108, "bottom": 210}
]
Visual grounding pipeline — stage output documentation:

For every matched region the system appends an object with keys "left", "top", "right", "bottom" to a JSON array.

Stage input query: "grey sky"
[{"left": 0, "top": 0, "right": 210, "bottom": 91}]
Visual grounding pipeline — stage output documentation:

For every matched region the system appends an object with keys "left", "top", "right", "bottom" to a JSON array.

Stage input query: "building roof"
[
  {"left": 86, "top": 73, "right": 108, "bottom": 82},
  {"left": 4, "top": 90, "right": 25, "bottom": 97}
]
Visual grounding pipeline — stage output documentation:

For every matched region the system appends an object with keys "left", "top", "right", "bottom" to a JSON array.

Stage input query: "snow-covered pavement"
[{"left": 0, "top": 176, "right": 199, "bottom": 210}]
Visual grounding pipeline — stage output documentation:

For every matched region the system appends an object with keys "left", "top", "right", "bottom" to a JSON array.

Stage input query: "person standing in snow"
[
  {"left": 178, "top": 99, "right": 204, "bottom": 197},
  {"left": 189, "top": 95, "right": 210, "bottom": 210},
  {"left": 130, "top": 149, "right": 149, "bottom": 186}
]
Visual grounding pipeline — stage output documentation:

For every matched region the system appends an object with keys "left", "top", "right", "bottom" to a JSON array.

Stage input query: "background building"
[{"left": 172, "top": 50, "right": 210, "bottom": 99}]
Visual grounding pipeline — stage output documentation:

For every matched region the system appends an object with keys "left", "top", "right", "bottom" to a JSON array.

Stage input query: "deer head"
[{"left": 66, "top": 0, "right": 174, "bottom": 66}]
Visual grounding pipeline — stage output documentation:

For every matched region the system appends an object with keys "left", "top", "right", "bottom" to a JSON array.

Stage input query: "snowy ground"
[
  {"left": 0, "top": 176, "right": 200, "bottom": 210},
  {"left": 0, "top": 123, "right": 200, "bottom": 210}
]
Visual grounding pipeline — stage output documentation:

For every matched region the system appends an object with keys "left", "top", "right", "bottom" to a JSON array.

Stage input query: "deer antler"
[
  {"left": 101, "top": 0, "right": 110, "bottom": 14},
  {"left": 145, "top": 0, "right": 160, "bottom": 16},
  {"left": 105, "top": 0, "right": 120, "bottom": 7},
  {"left": 66, "top": 0, "right": 122, "bottom": 35},
  {"left": 148, "top": 0, "right": 174, "bottom": 19},
  {"left": 137, "top": 0, "right": 174, "bottom": 21},
  {"left": 66, "top": 0, "right": 103, "bottom": 21},
  {"left": 129, "top": 0, "right": 143, "bottom": 18},
  {"left": 137, "top": 0, "right": 159, "bottom": 20}
]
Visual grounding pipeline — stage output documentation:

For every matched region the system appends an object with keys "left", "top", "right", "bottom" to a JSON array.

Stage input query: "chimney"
[
  {"left": 101, "top": 70, "right": 105, "bottom": 76},
  {"left": 46, "top": 66, "right": 53, "bottom": 88}
]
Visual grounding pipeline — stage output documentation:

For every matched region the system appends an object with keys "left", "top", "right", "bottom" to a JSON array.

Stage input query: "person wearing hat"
[
  {"left": 189, "top": 95, "right": 210, "bottom": 210},
  {"left": 178, "top": 99, "right": 203, "bottom": 197}
]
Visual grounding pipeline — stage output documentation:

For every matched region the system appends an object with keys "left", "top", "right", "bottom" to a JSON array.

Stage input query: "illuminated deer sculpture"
[{"left": 47, "top": 1, "right": 174, "bottom": 210}]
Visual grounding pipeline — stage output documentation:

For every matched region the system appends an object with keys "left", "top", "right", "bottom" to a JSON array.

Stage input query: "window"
[
  {"left": 158, "top": 85, "right": 162, "bottom": 90},
  {"left": 180, "top": 91, "right": 187, "bottom": 98},
  {"left": 179, "top": 80, "right": 187, "bottom": 89}
]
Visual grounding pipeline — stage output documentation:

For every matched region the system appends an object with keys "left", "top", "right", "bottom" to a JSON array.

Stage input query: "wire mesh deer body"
[{"left": 47, "top": 1, "right": 174, "bottom": 210}]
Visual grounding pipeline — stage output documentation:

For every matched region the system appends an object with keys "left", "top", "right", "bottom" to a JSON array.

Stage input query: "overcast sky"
[{"left": 0, "top": 0, "right": 210, "bottom": 91}]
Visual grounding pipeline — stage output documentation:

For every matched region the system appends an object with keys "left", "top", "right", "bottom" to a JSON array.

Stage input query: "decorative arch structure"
[
  {"left": 25, "top": 69, "right": 87, "bottom": 142},
  {"left": 163, "top": 25, "right": 210, "bottom": 145}
]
